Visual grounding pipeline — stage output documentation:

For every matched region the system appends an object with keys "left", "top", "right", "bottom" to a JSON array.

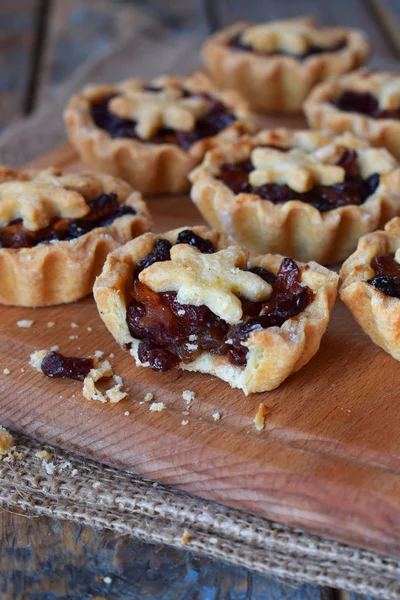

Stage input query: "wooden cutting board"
[{"left": 1, "top": 140, "right": 400, "bottom": 559}]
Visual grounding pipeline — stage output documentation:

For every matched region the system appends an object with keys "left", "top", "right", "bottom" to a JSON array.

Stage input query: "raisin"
[
  {"left": 368, "top": 252, "right": 400, "bottom": 297},
  {"left": 176, "top": 229, "right": 214, "bottom": 253},
  {"left": 138, "top": 341, "right": 179, "bottom": 372},
  {"left": 136, "top": 239, "right": 172, "bottom": 274},
  {"left": 332, "top": 90, "right": 400, "bottom": 120},
  {"left": 41, "top": 351, "right": 93, "bottom": 381}
]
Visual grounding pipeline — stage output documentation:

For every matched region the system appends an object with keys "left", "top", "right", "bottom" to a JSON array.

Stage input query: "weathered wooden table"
[{"left": 1, "top": 1, "right": 400, "bottom": 597}]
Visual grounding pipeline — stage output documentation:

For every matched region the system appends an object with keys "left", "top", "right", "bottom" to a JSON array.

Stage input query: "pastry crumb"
[
  {"left": 47, "top": 321, "right": 55, "bottom": 328},
  {"left": 94, "top": 350, "right": 104, "bottom": 358},
  {"left": 149, "top": 402, "right": 165, "bottom": 412},
  {"left": 103, "top": 576, "right": 112, "bottom": 585},
  {"left": 0, "top": 427, "right": 13, "bottom": 457},
  {"left": 29, "top": 349, "right": 48, "bottom": 372},
  {"left": 181, "top": 419, "right": 189, "bottom": 426},
  {"left": 109, "top": 352, "right": 114, "bottom": 358},
  {"left": 70, "top": 322, "right": 79, "bottom": 328},
  {"left": 69, "top": 335, "right": 79, "bottom": 340},
  {"left": 83, "top": 360, "right": 127, "bottom": 404},
  {"left": 71, "top": 469, "right": 78, "bottom": 477},
  {"left": 92, "top": 481, "right": 101, "bottom": 489},
  {"left": 181, "top": 529, "right": 190, "bottom": 544},
  {"left": 254, "top": 402, "right": 270, "bottom": 431},
  {"left": 20, "top": 367, "right": 25, "bottom": 373},
  {"left": 42, "top": 459, "right": 55, "bottom": 475},
  {"left": 50, "top": 345, "right": 59, "bottom": 352},
  {"left": 182, "top": 390, "right": 195, "bottom": 405},
  {"left": 17, "top": 319, "right": 34, "bottom": 328},
  {"left": 143, "top": 392, "right": 154, "bottom": 403},
  {"left": 212, "top": 412, "right": 221, "bottom": 421},
  {"left": 87, "top": 326, "right": 93, "bottom": 332},
  {"left": 35, "top": 450, "right": 53, "bottom": 460},
  {"left": 124, "top": 411, "right": 130, "bottom": 416},
  {"left": 3, "top": 368, "right": 10, "bottom": 375}
]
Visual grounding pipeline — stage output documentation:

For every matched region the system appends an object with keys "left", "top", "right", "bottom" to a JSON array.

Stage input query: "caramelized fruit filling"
[
  {"left": 331, "top": 90, "right": 400, "bottom": 119},
  {"left": 127, "top": 230, "right": 314, "bottom": 371},
  {"left": 368, "top": 252, "right": 400, "bottom": 297},
  {"left": 41, "top": 351, "right": 94, "bottom": 381},
  {"left": 0, "top": 192, "right": 136, "bottom": 249},
  {"left": 217, "top": 149, "right": 379, "bottom": 212},
  {"left": 91, "top": 89, "right": 236, "bottom": 150},
  {"left": 230, "top": 32, "right": 346, "bottom": 60}
]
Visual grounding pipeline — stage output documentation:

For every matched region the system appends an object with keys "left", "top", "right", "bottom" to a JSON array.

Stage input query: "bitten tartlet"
[
  {"left": 304, "top": 70, "right": 400, "bottom": 161},
  {"left": 189, "top": 129, "right": 400, "bottom": 264},
  {"left": 0, "top": 166, "right": 151, "bottom": 307},
  {"left": 202, "top": 17, "right": 369, "bottom": 114},
  {"left": 64, "top": 72, "right": 256, "bottom": 195},
  {"left": 340, "top": 217, "right": 400, "bottom": 360},
  {"left": 93, "top": 226, "right": 338, "bottom": 394}
]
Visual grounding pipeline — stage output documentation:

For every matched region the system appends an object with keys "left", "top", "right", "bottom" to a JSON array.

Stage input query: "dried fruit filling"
[
  {"left": 41, "top": 351, "right": 94, "bottom": 381},
  {"left": 331, "top": 90, "right": 400, "bottom": 120},
  {"left": 127, "top": 230, "right": 314, "bottom": 371},
  {"left": 368, "top": 252, "right": 400, "bottom": 297},
  {"left": 91, "top": 89, "right": 236, "bottom": 150},
  {"left": 230, "top": 32, "right": 346, "bottom": 60},
  {"left": 217, "top": 149, "right": 380, "bottom": 212},
  {"left": 0, "top": 192, "right": 136, "bottom": 249}
]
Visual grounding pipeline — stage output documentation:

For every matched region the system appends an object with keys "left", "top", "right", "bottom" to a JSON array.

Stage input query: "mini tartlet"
[
  {"left": 0, "top": 166, "right": 151, "bottom": 307},
  {"left": 93, "top": 226, "right": 338, "bottom": 395},
  {"left": 189, "top": 129, "right": 400, "bottom": 264},
  {"left": 64, "top": 72, "right": 257, "bottom": 195},
  {"left": 304, "top": 70, "right": 400, "bottom": 161},
  {"left": 340, "top": 217, "right": 400, "bottom": 360},
  {"left": 202, "top": 17, "right": 369, "bottom": 114}
]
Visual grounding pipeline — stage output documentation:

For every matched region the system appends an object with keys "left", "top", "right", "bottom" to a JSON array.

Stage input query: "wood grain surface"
[{"left": 0, "top": 143, "right": 399, "bottom": 563}]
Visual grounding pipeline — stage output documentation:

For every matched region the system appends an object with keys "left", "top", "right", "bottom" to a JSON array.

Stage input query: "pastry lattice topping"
[
  {"left": 138, "top": 244, "right": 272, "bottom": 325},
  {"left": 0, "top": 169, "right": 113, "bottom": 231},
  {"left": 249, "top": 146, "right": 345, "bottom": 192},
  {"left": 240, "top": 18, "right": 343, "bottom": 55},
  {"left": 108, "top": 85, "right": 210, "bottom": 140}
]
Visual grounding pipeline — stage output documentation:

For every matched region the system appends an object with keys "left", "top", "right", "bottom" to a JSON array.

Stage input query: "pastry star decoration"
[
  {"left": 139, "top": 244, "right": 273, "bottom": 325},
  {"left": 0, "top": 181, "right": 89, "bottom": 231},
  {"left": 249, "top": 146, "right": 345, "bottom": 193},
  {"left": 108, "top": 85, "right": 210, "bottom": 140},
  {"left": 240, "top": 19, "right": 339, "bottom": 54}
]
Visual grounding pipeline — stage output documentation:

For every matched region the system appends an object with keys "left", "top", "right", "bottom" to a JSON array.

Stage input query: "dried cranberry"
[
  {"left": 248, "top": 266, "right": 277, "bottom": 286},
  {"left": 176, "top": 229, "right": 214, "bottom": 253},
  {"left": 41, "top": 351, "right": 93, "bottom": 381}
]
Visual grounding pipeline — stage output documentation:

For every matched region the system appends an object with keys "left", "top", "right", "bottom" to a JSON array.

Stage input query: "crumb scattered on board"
[
  {"left": 181, "top": 420, "right": 189, "bottom": 426},
  {"left": 17, "top": 319, "right": 34, "bottom": 328},
  {"left": 182, "top": 390, "right": 195, "bottom": 406},
  {"left": 94, "top": 350, "right": 104, "bottom": 358},
  {"left": 103, "top": 576, "right": 112, "bottom": 585},
  {"left": 143, "top": 392, "right": 154, "bottom": 403},
  {"left": 0, "top": 427, "right": 13, "bottom": 457},
  {"left": 47, "top": 321, "right": 55, "bottom": 328},
  {"left": 254, "top": 402, "right": 270, "bottom": 431},
  {"left": 3, "top": 368, "right": 10, "bottom": 375},
  {"left": 69, "top": 335, "right": 79, "bottom": 340},
  {"left": 212, "top": 412, "right": 221, "bottom": 421},
  {"left": 181, "top": 529, "right": 190, "bottom": 544},
  {"left": 149, "top": 402, "right": 165, "bottom": 412},
  {"left": 70, "top": 322, "right": 79, "bottom": 328}
]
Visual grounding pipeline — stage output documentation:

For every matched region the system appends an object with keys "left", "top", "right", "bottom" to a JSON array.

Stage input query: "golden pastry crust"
[
  {"left": 189, "top": 129, "right": 400, "bottom": 264},
  {"left": 64, "top": 72, "right": 257, "bottom": 195},
  {"left": 340, "top": 217, "right": 400, "bottom": 359},
  {"left": 0, "top": 167, "right": 151, "bottom": 307},
  {"left": 304, "top": 70, "right": 400, "bottom": 160},
  {"left": 93, "top": 226, "right": 338, "bottom": 395},
  {"left": 202, "top": 17, "right": 369, "bottom": 114}
]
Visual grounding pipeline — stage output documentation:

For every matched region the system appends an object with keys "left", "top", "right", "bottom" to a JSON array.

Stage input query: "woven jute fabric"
[
  {"left": 1, "top": 21, "right": 400, "bottom": 599},
  {"left": 1, "top": 431, "right": 400, "bottom": 600}
]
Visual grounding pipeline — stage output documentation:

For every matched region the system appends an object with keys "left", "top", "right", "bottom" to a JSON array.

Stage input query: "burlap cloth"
[{"left": 1, "top": 18, "right": 400, "bottom": 598}]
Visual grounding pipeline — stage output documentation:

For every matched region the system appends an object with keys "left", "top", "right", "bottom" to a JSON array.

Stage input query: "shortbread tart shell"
[
  {"left": 64, "top": 73, "right": 257, "bottom": 195},
  {"left": 304, "top": 70, "right": 400, "bottom": 161},
  {"left": 0, "top": 170, "right": 151, "bottom": 307},
  {"left": 340, "top": 217, "right": 400, "bottom": 360},
  {"left": 93, "top": 226, "right": 338, "bottom": 395},
  {"left": 202, "top": 19, "right": 369, "bottom": 114},
  {"left": 189, "top": 129, "right": 400, "bottom": 265}
]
